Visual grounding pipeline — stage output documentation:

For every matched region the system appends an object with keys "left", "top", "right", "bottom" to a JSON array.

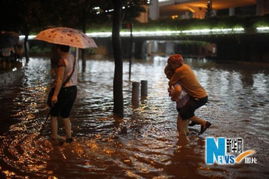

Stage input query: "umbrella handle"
[
  {"left": 39, "top": 110, "right": 51, "bottom": 135},
  {"left": 75, "top": 48, "right": 79, "bottom": 61}
]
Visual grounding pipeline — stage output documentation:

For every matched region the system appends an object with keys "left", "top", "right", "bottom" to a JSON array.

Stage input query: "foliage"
[
  {"left": 0, "top": 0, "right": 44, "bottom": 33},
  {"left": 1, "top": 0, "right": 267, "bottom": 34},
  {"left": 130, "top": 15, "right": 269, "bottom": 31},
  {"left": 66, "top": 15, "right": 268, "bottom": 33},
  {"left": 0, "top": 0, "right": 146, "bottom": 34}
]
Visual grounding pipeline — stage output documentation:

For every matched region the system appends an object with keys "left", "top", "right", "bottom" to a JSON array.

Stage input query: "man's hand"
[
  {"left": 51, "top": 95, "right": 58, "bottom": 106},
  {"left": 170, "top": 85, "right": 182, "bottom": 101}
]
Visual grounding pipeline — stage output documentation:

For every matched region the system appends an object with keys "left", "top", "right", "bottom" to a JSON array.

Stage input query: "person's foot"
[
  {"left": 51, "top": 135, "right": 65, "bottom": 145},
  {"left": 178, "top": 133, "right": 190, "bottom": 145},
  {"left": 199, "top": 121, "right": 211, "bottom": 135},
  {"left": 66, "top": 138, "right": 73, "bottom": 143},
  {"left": 51, "top": 135, "right": 65, "bottom": 141},
  {"left": 189, "top": 121, "right": 199, "bottom": 126}
]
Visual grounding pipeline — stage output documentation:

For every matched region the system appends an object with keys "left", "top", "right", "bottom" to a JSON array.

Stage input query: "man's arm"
[
  {"left": 51, "top": 66, "right": 65, "bottom": 105},
  {"left": 169, "top": 69, "right": 182, "bottom": 86},
  {"left": 170, "top": 84, "right": 182, "bottom": 101}
]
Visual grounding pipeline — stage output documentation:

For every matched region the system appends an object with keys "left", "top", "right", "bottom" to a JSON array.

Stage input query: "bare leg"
[
  {"left": 177, "top": 115, "right": 189, "bottom": 134},
  {"left": 63, "top": 118, "right": 72, "bottom": 139},
  {"left": 51, "top": 116, "right": 65, "bottom": 141},
  {"left": 188, "top": 116, "right": 211, "bottom": 135},
  {"left": 51, "top": 116, "right": 58, "bottom": 139},
  {"left": 177, "top": 115, "right": 190, "bottom": 142},
  {"left": 184, "top": 119, "right": 190, "bottom": 134},
  {"left": 177, "top": 115, "right": 181, "bottom": 132},
  {"left": 189, "top": 116, "right": 206, "bottom": 126}
]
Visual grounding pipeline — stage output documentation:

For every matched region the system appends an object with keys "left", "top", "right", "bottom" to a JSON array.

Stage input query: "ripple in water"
[{"left": 0, "top": 57, "right": 269, "bottom": 178}]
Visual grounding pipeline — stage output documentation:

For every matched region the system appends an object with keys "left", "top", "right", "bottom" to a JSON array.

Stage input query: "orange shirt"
[{"left": 169, "top": 64, "right": 207, "bottom": 98}]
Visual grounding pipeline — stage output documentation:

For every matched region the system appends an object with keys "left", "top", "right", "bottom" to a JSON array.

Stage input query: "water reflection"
[{"left": 0, "top": 57, "right": 269, "bottom": 178}]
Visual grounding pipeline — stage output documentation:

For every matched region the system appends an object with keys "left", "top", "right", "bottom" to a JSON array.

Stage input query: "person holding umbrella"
[
  {"left": 36, "top": 27, "right": 97, "bottom": 143},
  {"left": 47, "top": 44, "right": 77, "bottom": 143}
]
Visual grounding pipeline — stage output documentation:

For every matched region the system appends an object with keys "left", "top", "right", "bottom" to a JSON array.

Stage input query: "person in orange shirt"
[{"left": 167, "top": 54, "right": 211, "bottom": 135}]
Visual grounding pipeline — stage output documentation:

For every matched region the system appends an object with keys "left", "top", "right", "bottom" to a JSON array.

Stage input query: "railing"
[{"left": 20, "top": 15, "right": 269, "bottom": 39}]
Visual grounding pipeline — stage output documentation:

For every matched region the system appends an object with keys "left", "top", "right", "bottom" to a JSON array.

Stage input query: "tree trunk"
[
  {"left": 112, "top": 0, "right": 124, "bottom": 118},
  {"left": 129, "top": 23, "right": 133, "bottom": 81},
  {"left": 81, "top": 7, "right": 87, "bottom": 72},
  {"left": 24, "top": 33, "right": 29, "bottom": 63}
]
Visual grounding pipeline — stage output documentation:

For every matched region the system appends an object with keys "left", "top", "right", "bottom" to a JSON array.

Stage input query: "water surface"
[{"left": 0, "top": 57, "right": 269, "bottom": 178}]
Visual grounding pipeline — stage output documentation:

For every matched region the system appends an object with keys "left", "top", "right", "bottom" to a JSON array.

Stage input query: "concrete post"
[
  {"left": 165, "top": 42, "right": 175, "bottom": 55},
  {"left": 149, "top": 0, "right": 159, "bottom": 20},
  {"left": 152, "top": 41, "right": 158, "bottom": 54},
  {"left": 229, "top": 8, "right": 235, "bottom": 16},
  {"left": 132, "top": 82, "right": 140, "bottom": 108},
  {"left": 146, "top": 41, "right": 152, "bottom": 57},
  {"left": 141, "top": 80, "right": 148, "bottom": 101}
]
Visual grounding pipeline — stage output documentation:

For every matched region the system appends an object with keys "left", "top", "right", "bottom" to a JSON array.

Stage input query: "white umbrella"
[{"left": 35, "top": 27, "right": 97, "bottom": 48}]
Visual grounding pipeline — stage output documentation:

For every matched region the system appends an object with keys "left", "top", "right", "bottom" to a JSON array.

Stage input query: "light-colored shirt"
[
  {"left": 177, "top": 89, "right": 189, "bottom": 108},
  {"left": 169, "top": 84, "right": 189, "bottom": 108},
  {"left": 51, "top": 53, "right": 77, "bottom": 87}
]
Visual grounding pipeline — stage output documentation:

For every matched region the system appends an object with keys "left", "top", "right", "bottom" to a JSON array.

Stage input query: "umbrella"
[
  {"left": 35, "top": 27, "right": 97, "bottom": 48},
  {"left": 0, "top": 31, "right": 19, "bottom": 48}
]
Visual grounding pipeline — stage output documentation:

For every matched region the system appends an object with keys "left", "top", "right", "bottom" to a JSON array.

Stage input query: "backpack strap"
[{"left": 62, "top": 56, "right": 76, "bottom": 87}]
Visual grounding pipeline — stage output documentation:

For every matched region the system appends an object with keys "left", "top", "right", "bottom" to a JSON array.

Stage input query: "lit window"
[{"left": 171, "top": 15, "right": 179, "bottom": 20}]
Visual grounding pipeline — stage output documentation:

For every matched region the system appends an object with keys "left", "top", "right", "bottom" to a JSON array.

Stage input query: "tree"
[
  {"left": 19, "top": 0, "right": 45, "bottom": 62},
  {"left": 206, "top": 0, "right": 213, "bottom": 18},
  {"left": 0, "top": 0, "right": 44, "bottom": 61},
  {"left": 99, "top": 0, "right": 147, "bottom": 117},
  {"left": 112, "top": 0, "right": 124, "bottom": 118},
  {"left": 96, "top": 0, "right": 146, "bottom": 117}
]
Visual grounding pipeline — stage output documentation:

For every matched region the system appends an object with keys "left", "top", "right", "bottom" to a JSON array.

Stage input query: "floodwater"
[{"left": 0, "top": 57, "right": 269, "bottom": 178}]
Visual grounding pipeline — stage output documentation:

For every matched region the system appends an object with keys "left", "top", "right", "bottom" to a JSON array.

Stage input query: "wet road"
[{"left": 0, "top": 57, "right": 269, "bottom": 178}]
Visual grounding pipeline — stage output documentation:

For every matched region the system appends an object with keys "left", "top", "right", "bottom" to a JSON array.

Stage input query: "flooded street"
[{"left": 0, "top": 57, "right": 269, "bottom": 178}]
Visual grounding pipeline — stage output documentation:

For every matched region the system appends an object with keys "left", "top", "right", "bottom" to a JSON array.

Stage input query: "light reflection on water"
[{"left": 0, "top": 57, "right": 269, "bottom": 178}]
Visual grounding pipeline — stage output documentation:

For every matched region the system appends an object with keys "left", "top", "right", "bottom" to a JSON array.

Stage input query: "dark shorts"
[
  {"left": 177, "top": 96, "right": 208, "bottom": 120},
  {"left": 47, "top": 86, "right": 77, "bottom": 118}
]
